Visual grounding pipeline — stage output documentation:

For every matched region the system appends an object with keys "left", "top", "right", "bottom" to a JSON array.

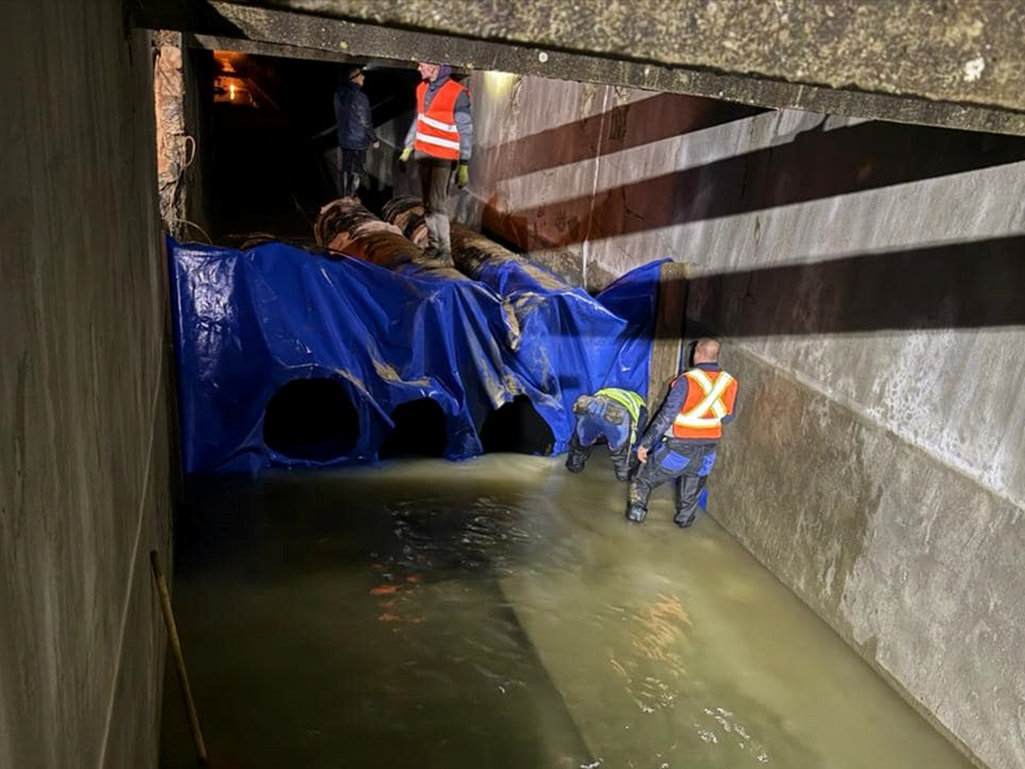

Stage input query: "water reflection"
[{"left": 162, "top": 454, "right": 973, "bottom": 769}]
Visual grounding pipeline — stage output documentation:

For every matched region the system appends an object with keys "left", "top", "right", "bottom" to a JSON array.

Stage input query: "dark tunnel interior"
[
  {"left": 198, "top": 49, "right": 421, "bottom": 243},
  {"left": 480, "top": 396, "right": 555, "bottom": 456},
  {"left": 378, "top": 398, "right": 449, "bottom": 459},
  {"left": 262, "top": 378, "right": 360, "bottom": 461}
]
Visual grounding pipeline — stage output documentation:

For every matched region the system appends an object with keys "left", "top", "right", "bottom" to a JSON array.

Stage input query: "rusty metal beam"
[{"left": 132, "top": 0, "right": 1025, "bottom": 135}]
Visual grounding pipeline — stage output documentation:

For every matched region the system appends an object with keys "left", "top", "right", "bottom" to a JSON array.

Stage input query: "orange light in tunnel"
[
  {"left": 213, "top": 50, "right": 246, "bottom": 75},
  {"left": 213, "top": 75, "right": 255, "bottom": 106}
]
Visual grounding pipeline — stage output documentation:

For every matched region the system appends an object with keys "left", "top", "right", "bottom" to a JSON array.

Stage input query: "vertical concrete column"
[{"left": 647, "top": 261, "right": 688, "bottom": 410}]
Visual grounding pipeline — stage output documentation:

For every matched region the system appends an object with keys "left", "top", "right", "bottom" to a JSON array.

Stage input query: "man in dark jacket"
[{"left": 334, "top": 65, "right": 379, "bottom": 198}]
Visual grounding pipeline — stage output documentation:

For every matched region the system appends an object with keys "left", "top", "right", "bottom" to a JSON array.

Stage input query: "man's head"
[
  {"left": 692, "top": 338, "right": 721, "bottom": 365},
  {"left": 417, "top": 62, "right": 442, "bottom": 81},
  {"left": 346, "top": 65, "right": 365, "bottom": 85}
]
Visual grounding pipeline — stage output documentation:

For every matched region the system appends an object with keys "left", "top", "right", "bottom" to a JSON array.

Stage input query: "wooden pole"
[{"left": 150, "top": 550, "right": 209, "bottom": 767}]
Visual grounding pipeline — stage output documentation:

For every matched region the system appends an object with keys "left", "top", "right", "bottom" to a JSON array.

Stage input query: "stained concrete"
[
  {"left": 134, "top": 0, "right": 1025, "bottom": 136},
  {"left": 271, "top": 0, "right": 1025, "bottom": 112},
  {"left": 0, "top": 2, "right": 171, "bottom": 768},
  {"left": 468, "top": 73, "right": 1025, "bottom": 769}
]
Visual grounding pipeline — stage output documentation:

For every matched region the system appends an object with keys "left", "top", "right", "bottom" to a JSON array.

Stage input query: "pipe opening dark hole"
[
  {"left": 263, "top": 378, "right": 359, "bottom": 461},
  {"left": 479, "top": 395, "right": 555, "bottom": 455},
  {"left": 378, "top": 398, "right": 448, "bottom": 459}
]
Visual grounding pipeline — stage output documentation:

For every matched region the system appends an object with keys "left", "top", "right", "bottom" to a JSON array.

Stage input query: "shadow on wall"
[
  {"left": 484, "top": 91, "right": 765, "bottom": 181},
  {"left": 680, "top": 233, "right": 1025, "bottom": 337},
  {"left": 485, "top": 116, "right": 1025, "bottom": 251}
]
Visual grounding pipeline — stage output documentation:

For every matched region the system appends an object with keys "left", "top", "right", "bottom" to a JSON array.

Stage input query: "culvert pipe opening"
[
  {"left": 378, "top": 398, "right": 448, "bottom": 459},
  {"left": 262, "top": 378, "right": 359, "bottom": 461},
  {"left": 479, "top": 395, "right": 554, "bottom": 455}
]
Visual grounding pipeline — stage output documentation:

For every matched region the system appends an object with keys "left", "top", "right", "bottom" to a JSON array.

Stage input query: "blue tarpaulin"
[{"left": 170, "top": 237, "right": 663, "bottom": 474}]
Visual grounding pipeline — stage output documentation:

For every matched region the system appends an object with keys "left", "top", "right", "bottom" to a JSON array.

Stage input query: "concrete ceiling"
[{"left": 134, "top": 0, "right": 1025, "bottom": 135}]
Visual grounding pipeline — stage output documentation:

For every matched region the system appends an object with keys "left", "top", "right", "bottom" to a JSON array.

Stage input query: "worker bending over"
[
  {"left": 566, "top": 387, "right": 648, "bottom": 482},
  {"left": 627, "top": 338, "right": 738, "bottom": 527}
]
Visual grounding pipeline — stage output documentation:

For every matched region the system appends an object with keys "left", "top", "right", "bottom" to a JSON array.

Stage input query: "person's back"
[
  {"left": 334, "top": 79, "right": 373, "bottom": 150},
  {"left": 626, "top": 338, "right": 738, "bottom": 527},
  {"left": 566, "top": 387, "right": 648, "bottom": 481},
  {"left": 334, "top": 66, "right": 378, "bottom": 198}
]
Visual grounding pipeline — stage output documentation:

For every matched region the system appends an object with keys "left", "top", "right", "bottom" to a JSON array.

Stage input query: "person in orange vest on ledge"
[
  {"left": 399, "top": 62, "right": 474, "bottom": 264},
  {"left": 626, "top": 338, "right": 739, "bottom": 528}
]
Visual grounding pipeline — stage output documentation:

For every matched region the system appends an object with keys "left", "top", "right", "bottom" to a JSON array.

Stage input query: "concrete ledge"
[{"left": 134, "top": 0, "right": 1025, "bottom": 136}]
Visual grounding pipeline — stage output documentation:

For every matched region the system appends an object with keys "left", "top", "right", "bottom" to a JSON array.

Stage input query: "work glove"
[
  {"left": 456, "top": 162, "right": 470, "bottom": 188},
  {"left": 399, "top": 147, "right": 413, "bottom": 164}
]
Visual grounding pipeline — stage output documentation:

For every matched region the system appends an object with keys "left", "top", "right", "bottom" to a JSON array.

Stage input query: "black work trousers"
[
  {"left": 339, "top": 148, "right": 367, "bottom": 197},
  {"left": 417, "top": 157, "right": 455, "bottom": 261},
  {"left": 628, "top": 439, "right": 718, "bottom": 524}
]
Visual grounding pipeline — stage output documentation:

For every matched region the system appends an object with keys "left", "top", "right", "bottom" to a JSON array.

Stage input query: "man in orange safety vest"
[
  {"left": 626, "top": 338, "right": 739, "bottom": 528},
  {"left": 399, "top": 62, "right": 474, "bottom": 264}
]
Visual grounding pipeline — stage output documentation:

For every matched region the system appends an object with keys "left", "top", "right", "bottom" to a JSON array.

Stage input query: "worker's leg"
[
  {"left": 566, "top": 409, "right": 604, "bottom": 473},
  {"left": 419, "top": 158, "right": 454, "bottom": 262},
  {"left": 609, "top": 440, "right": 632, "bottom": 482},
  {"left": 602, "top": 407, "right": 633, "bottom": 481},
  {"left": 673, "top": 447, "right": 716, "bottom": 528},
  {"left": 340, "top": 149, "right": 357, "bottom": 197},
  {"left": 565, "top": 432, "right": 592, "bottom": 473},
  {"left": 434, "top": 212, "right": 452, "bottom": 263},
  {"left": 625, "top": 442, "right": 680, "bottom": 522},
  {"left": 351, "top": 148, "right": 366, "bottom": 197}
]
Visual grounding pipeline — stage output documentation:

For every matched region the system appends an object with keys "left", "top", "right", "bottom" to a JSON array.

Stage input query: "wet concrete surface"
[{"left": 160, "top": 453, "right": 974, "bottom": 769}]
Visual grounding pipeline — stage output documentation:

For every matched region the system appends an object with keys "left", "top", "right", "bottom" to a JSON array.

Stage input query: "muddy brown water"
[{"left": 160, "top": 453, "right": 972, "bottom": 769}]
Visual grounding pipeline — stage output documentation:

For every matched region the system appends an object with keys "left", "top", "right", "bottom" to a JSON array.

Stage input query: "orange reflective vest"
[
  {"left": 670, "top": 368, "right": 737, "bottom": 440},
  {"left": 414, "top": 79, "right": 465, "bottom": 160}
]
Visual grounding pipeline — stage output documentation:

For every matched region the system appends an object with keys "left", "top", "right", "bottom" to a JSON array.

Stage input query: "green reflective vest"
[{"left": 596, "top": 387, "right": 646, "bottom": 444}]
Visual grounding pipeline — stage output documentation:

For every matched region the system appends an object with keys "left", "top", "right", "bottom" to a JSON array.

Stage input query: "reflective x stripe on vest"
[
  {"left": 596, "top": 387, "right": 645, "bottom": 444},
  {"left": 671, "top": 370, "right": 734, "bottom": 437},
  {"left": 414, "top": 79, "right": 463, "bottom": 160}
]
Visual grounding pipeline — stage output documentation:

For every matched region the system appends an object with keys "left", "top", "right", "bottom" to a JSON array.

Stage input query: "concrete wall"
[
  {"left": 0, "top": 3, "right": 172, "bottom": 769},
  {"left": 467, "top": 72, "right": 1025, "bottom": 769}
]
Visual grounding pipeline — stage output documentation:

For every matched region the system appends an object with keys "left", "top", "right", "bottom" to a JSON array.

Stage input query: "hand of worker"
[
  {"left": 399, "top": 147, "right": 413, "bottom": 164},
  {"left": 456, "top": 162, "right": 469, "bottom": 188},
  {"left": 636, "top": 446, "right": 648, "bottom": 464},
  {"left": 372, "top": 140, "right": 381, "bottom": 149}
]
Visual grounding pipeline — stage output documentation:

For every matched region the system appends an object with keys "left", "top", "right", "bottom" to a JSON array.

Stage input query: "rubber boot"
[
  {"left": 626, "top": 480, "right": 649, "bottom": 522},
  {"left": 565, "top": 434, "right": 590, "bottom": 473},
  {"left": 673, "top": 509, "right": 697, "bottom": 528},
  {"left": 423, "top": 213, "right": 442, "bottom": 259},
  {"left": 435, "top": 214, "right": 453, "bottom": 266},
  {"left": 625, "top": 504, "right": 647, "bottom": 523},
  {"left": 674, "top": 473, "right": 705, "bottom": 528},
  {"left": 610, "top": 442, "right": 632, "bottom": 482}
]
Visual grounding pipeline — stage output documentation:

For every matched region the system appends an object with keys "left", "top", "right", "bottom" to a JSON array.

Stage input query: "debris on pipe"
[{"left": 381, "top": 196, "right": 569, "bottom": 291}]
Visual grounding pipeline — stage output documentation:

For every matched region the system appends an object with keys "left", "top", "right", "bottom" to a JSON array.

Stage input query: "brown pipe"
[
  {"left": 380, "top": 196, "right": 429, "bottom": 249},
  {"left": 320, "top": 197, "right": 522, "bottom": 349},
  {"left": 380, "top": 196, "right": 570, "bottom": 291},
  {"left": 450, "top": 223, "right": 572, "bottom": 291},
  {"left": 314, "top": 197, "right": 471, "bottom": 282}
]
